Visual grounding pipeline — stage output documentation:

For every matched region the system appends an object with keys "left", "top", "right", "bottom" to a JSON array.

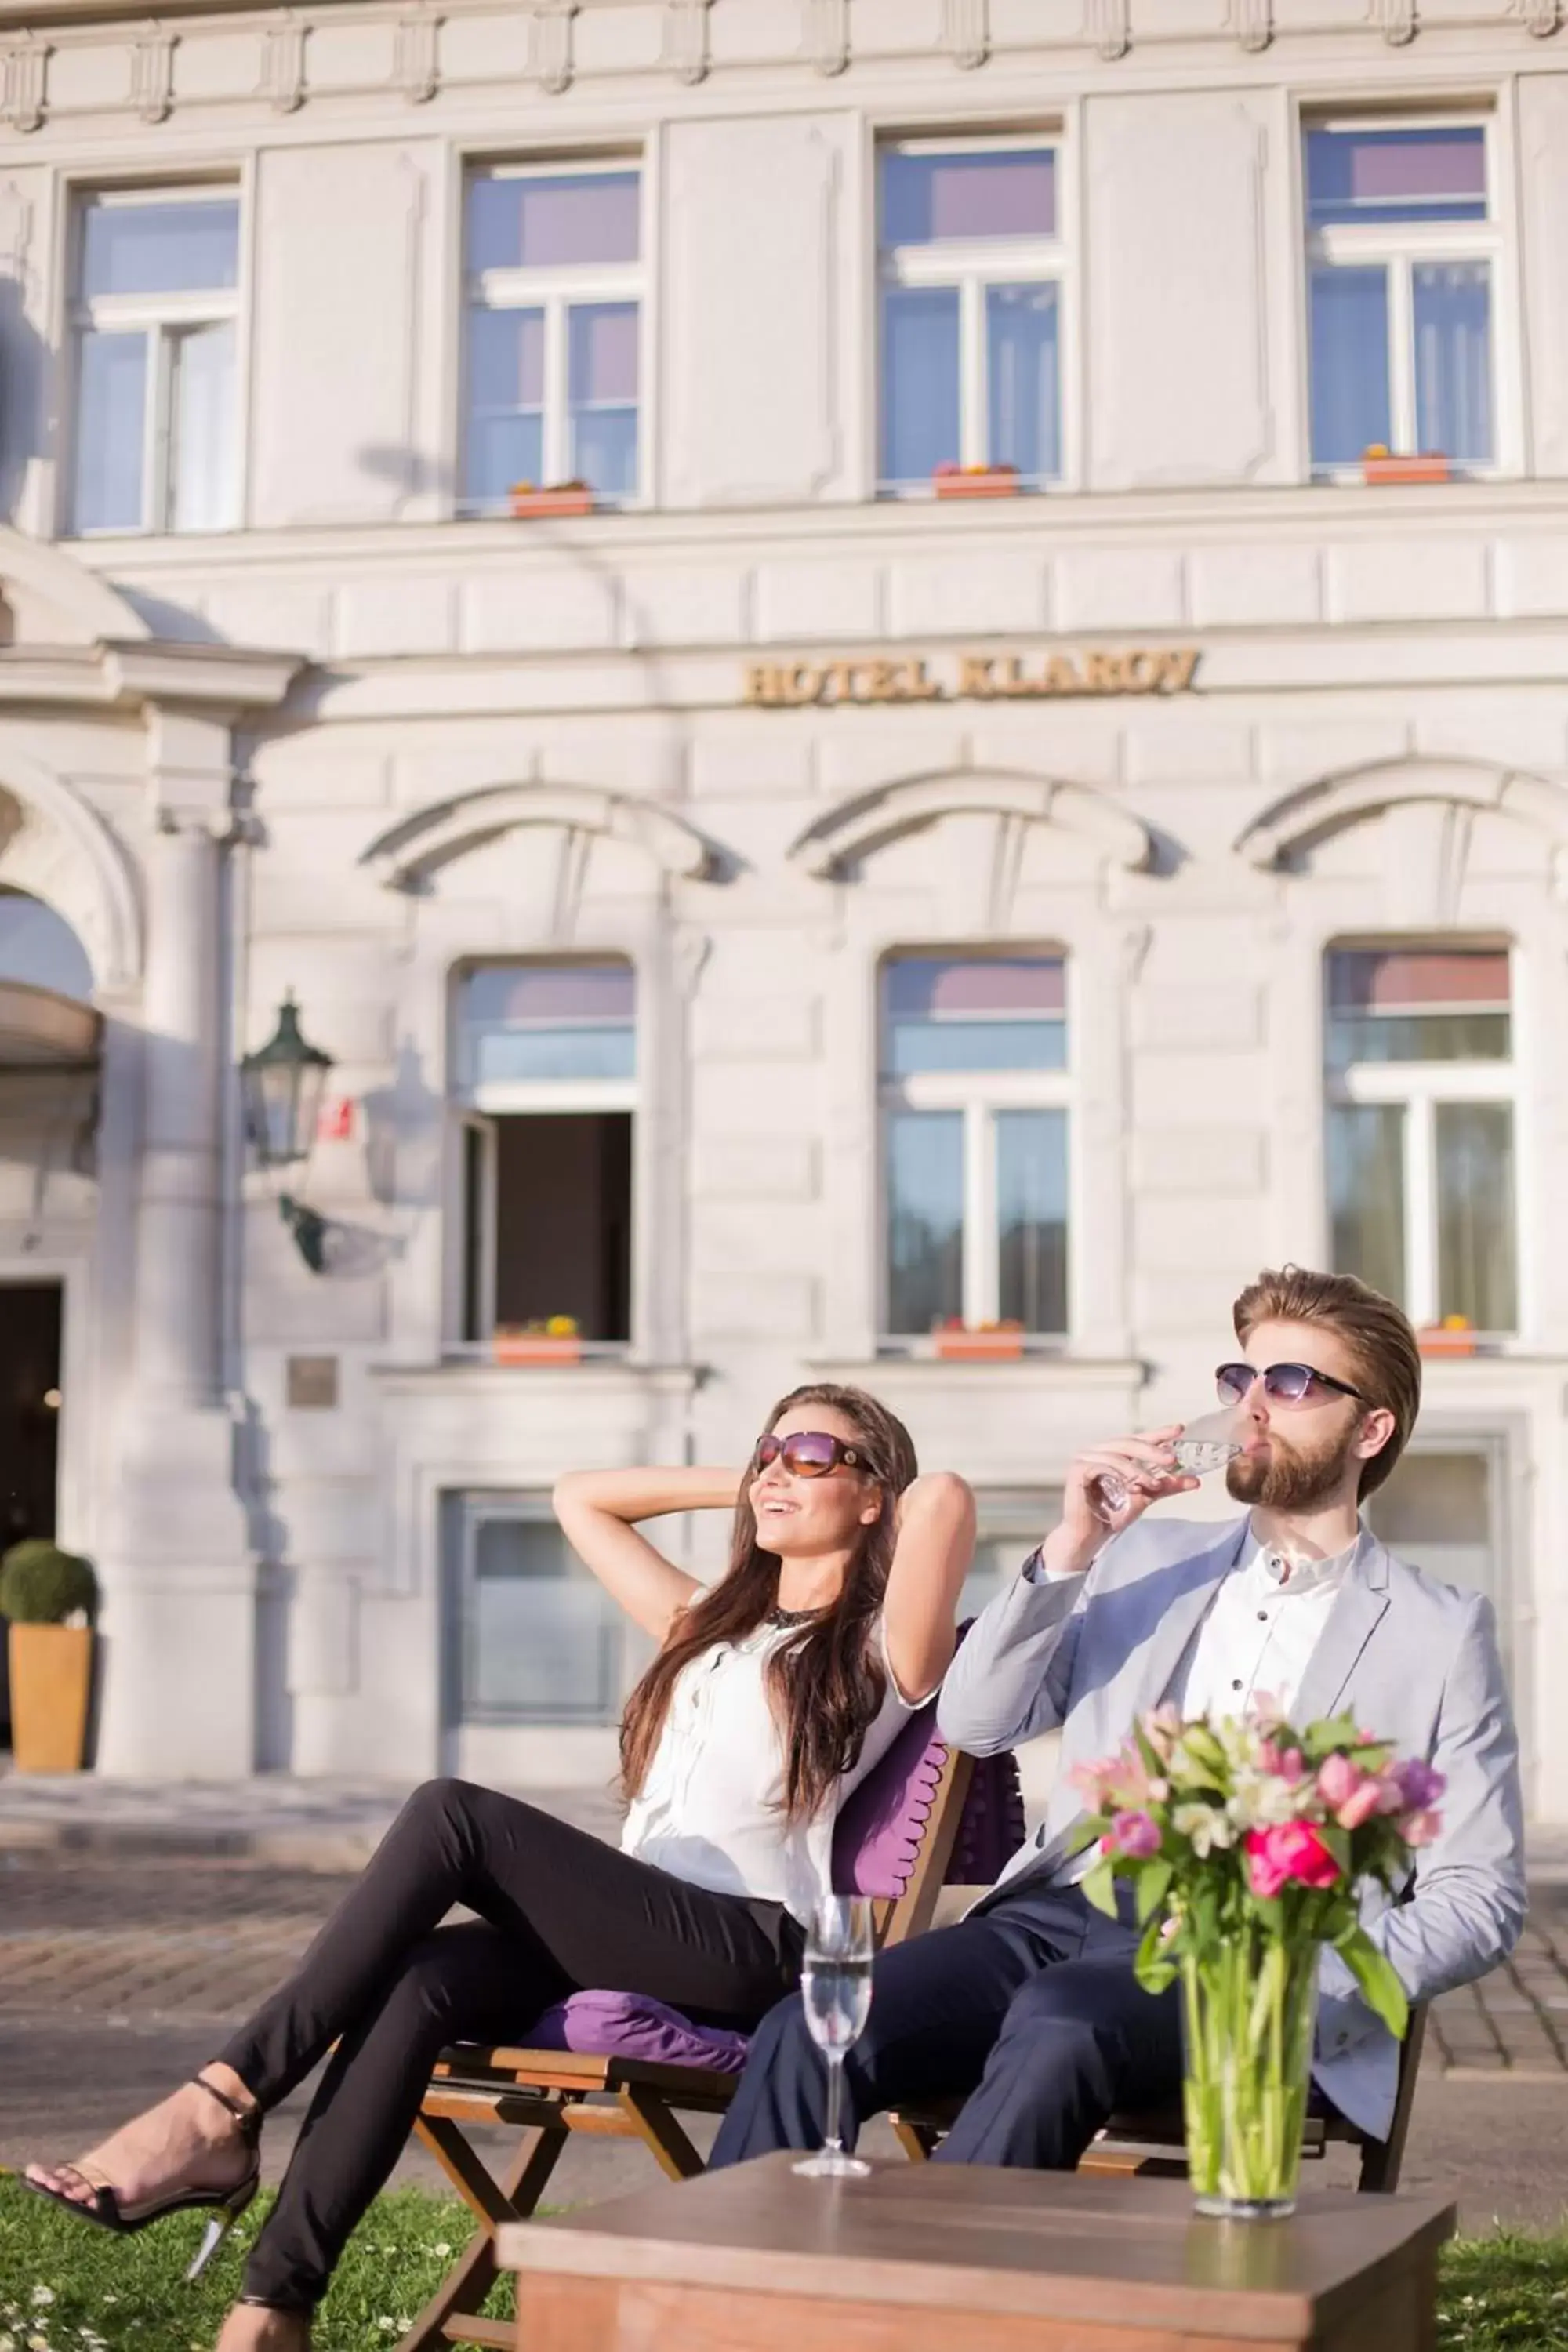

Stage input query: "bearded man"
[{"left": 710, "top": 1265, "right": 1525, "bottom": 2172}]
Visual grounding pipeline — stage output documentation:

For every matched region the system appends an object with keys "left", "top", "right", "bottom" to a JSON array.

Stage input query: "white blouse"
[{"left": 621, "top": 1617, "right": 924, "bottom": 1924}]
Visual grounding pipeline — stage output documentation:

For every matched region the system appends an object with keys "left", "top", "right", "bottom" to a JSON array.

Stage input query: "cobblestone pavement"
[{"left": 2, "top": 1849, "right": 1566, "bottom": 2234}]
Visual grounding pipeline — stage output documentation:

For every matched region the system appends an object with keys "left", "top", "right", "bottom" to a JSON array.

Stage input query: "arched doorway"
[{"left": 0, "top": 887, "right": 100, "bottom": 1749}]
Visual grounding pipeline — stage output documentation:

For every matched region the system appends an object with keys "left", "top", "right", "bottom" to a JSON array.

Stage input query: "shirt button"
[
  {"left": 1232, "top": 1679, "right": 1243, "bottom": 1692},
  {"left": 1257, "top": 1610, "right": 1269, "bottom": 1622}
]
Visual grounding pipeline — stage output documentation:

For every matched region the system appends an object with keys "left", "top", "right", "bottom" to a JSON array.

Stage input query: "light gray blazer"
[{"left": 937, "top": 1512, "right": 1526, "bottom": 2139}]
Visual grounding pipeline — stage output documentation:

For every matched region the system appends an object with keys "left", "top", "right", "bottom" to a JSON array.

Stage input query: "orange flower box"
[
  {"left": 1362, "top": 452, "right": 1450, "bottom": 486},
  {"left": 934, "top": 465, "right": 1020, "bottom": 500},
  {"left": 1417, "top": 1319, "right": 1477, "bottom": 1358},
  {"left": 493, "top": 1327, "right": 583, "bottom": 1366},
  {"left": 508, "top": 484, "right": 595, "bottom": 518},
  {"left": 932, "top": 1323, "right": 1025, "bottom": 1362}
]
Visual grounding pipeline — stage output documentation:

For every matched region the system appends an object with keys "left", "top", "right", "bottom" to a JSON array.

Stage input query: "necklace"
[{"left": 767, "top": 1602, "right": 820, "bottom": 1628}]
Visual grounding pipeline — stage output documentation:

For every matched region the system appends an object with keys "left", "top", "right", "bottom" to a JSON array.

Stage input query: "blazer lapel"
[
  {"left": 1129, "top": 1516, "right": 1252, "bottom": 1720},
  {"left": 1289, "top": 1534, "right": 1392, "bottom": 1727}
]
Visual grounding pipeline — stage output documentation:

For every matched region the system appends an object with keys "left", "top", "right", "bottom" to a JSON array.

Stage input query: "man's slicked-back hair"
[{"left": 1231, "top": 1265, "right": 1422, "bottom": 1501}]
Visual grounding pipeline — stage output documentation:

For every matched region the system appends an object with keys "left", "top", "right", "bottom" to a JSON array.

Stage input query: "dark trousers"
[
  {"left": 215, "top": 1778, "right": 802, "bottom": 2310},
  {"left": 709, "top": 1880, "right": 1182, "bottom": 2172}
]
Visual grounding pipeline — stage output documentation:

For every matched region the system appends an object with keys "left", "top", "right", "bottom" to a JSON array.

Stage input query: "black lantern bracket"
[{"left": 240, "top": 993, "right": 337, "bottom": 1273}]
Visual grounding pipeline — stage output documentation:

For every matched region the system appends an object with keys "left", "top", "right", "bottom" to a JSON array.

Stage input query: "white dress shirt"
[{"left": 1178, "top": 1529, "right": 1363, "bottom": 1723}]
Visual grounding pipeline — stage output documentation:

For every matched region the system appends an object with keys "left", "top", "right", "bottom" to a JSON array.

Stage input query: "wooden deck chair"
[
  {"left": 890, "top": 1995, "right": 1428, "bottom": 2194},
  {"left": 399, "top": 1707, "right": 1025, "bottom": 2352}
]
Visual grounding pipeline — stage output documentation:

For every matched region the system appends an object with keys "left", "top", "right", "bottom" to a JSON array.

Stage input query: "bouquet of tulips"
[{"left": 1067, "top": 1700, "right": 1445, "bottom": 2213}]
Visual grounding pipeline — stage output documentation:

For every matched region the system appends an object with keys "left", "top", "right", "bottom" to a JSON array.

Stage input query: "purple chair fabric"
[{"left": 524, "top": 1642, "right": 1025, "bottom": 2075}]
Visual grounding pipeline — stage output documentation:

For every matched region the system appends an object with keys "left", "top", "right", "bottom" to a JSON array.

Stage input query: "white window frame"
[
  {"left": 446, "top": 1488, "right": 639, "bottom": 1728},
  {"left": 877, "top": 132, "right": 1072, "bottom": 491},
  {"left": 878, "top": 976, "right": 1073, "bottom": 1340},
  {"left": 1326, "top": 964, "right": 1517, "bottom": 1333},
  {"left": 67, "top": 184, "right": 241, "bottom": 537},
  {"left": 460, "top": 158, "right": 645, "bottom": 512},
  {"left": 448, "top": 982, "right": 637, "bottom": 1353},
  {"left": 1302, "top": 111, "right": 1504, "bottom": 481}
]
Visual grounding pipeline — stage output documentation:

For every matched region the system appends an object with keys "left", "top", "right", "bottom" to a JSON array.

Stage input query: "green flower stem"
[{"left": 1181, "top": 1929, "right": 1318, "bottom": 2212}]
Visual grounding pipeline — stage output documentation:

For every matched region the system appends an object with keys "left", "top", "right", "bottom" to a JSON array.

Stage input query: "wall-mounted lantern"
[{"left": 240, "top": 993, "right": 334, "bottom": 1272}]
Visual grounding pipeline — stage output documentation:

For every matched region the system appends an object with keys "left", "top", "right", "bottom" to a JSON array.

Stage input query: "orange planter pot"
[
  {"left": 934, "top": 471, "right": 1020, "bottom": 499},
  {"left": 9, "top": 1622, "right": 93, "bottom": 1772},
  {"left": 1417, "top": 1326, "right": 1478, "bottom": 1357},
  {"left": 933, "top": 1331, "right": 1025, "bottom": 1362},
  {"left": 493, "top": 1330, "right": 583, "bottom": 1366},
  {"left": 508, "top": 488, "right": 595, "bottom": 518},
  {"left": 1362, "top": 455, "right": 1450, "bottom": 486}
]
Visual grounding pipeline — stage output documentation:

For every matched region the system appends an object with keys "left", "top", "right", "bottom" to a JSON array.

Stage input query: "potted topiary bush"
[{"left": 0, "top": 1539, "right": 98, "bottom": 1773}]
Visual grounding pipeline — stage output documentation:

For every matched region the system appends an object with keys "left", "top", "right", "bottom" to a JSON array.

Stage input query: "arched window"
[{"left": 0, "top": 889, "right": 95, "bottom": 1002}]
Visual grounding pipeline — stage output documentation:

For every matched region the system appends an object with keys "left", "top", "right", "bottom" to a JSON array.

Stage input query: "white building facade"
[{"left": 0, "top": 0, "right": 1563, "bottom": 1818}]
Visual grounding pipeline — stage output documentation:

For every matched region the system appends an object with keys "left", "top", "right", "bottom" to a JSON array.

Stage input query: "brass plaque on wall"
[{"left": 286, "top": 1355, "right": 339, "bottom": 1410}]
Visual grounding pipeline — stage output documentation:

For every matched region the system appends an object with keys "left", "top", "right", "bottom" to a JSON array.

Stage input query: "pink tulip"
[
  {"left": 1401, "top": 1809, "right": 1443, "bottom": 1849},
  {"left": 1316, "top": 1753, "right": 1363, "bottom": 1810},
  {"left": 1335, "top": 1780, "right": 1384, "bottom": 1831},
  {"left": 1244, "top": 1820, "right": 1342, "bottom": 1900},
  {"left": 1111, "top": 1809, "right": 1162, "bottom": 1860},
  {"left": 1278, "top": 1748, "right": 1307, "bottom": 1785}
]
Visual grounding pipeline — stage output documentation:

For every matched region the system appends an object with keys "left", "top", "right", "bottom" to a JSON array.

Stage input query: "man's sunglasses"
[
  {"left": 752, "top": 1431, "right": 866, "bottom": 1479},
  {"left": 1215, "top": 1361, "right": 1367, "bottom": 1409}
]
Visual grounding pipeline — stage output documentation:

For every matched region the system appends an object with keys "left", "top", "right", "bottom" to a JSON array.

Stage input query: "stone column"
[{"left": 96, "top": 710, "right": 256, "bottom": 1776}]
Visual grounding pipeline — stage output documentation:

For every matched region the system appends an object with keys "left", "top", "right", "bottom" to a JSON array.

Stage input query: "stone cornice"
[{"left": 0, "top": 0, "right": 1557, "bottom": 134}]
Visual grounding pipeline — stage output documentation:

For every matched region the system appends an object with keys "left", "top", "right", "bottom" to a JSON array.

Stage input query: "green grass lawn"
[{"left": 2, "top": 2176, "right": 1566, "bottom": 2350}]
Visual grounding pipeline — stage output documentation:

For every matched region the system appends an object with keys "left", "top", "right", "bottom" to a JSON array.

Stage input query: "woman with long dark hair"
[{"left": 26, "top": 1383, "right": 974, "bottom": 2350}]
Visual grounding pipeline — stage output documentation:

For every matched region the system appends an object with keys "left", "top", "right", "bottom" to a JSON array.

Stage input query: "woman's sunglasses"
[
  {"left": 1215, "top": 1361, "right": 1367, "bottom": 1409},
  {"left": 752, "top": 1431, "right": 866, "bottom": 1479}
]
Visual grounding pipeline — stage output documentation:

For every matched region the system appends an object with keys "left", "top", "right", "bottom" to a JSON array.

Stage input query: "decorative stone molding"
[
  {"left": 1230, "top": 0, "right": 1272, "bottom": 50},
  {"left": 361, "top": 782, "right": 716, "bottom": 892},
  {"left": 942, "top": 0, "right": 989, "bottom": 69},
  {"left": 0, "top": 40, "right": 47, "bottom": 133},
  {"left": 0, "top": 180, "right": 34, "bottom": 277},
  {"left": 789, "top": 770, "right": 1153, "bottom": 879},
  {"left": 394, "top": 10, "right": 441, "bottom": 102},
  {"left": 0, "top": 748, "right": 143, "bottom": 992},
  {"left": 1236, "top": 757, "right": 1568, "bottom": 870},
  {"left": 1086, "top": 0, "right": 1130, "bottom": 60},
  {"left": 260, "top": 16, "right": 306, "bottom": 111},
  {"left": 804, "top": 0, "right": 848, "bottom": 76},
  {"left": 662, "top": 0, "right": 711, "bottom": 82},
  {"left": 529, "top": 0, "right": 576, "bottom": 93},
  {"left": 1370, "top": 0, "right": 1417, "bottom": 43},
  {"left": 130, "top": 27, "right": 176, "bottom": 123},
  {"left": 1515, "top": 0, "right": 1560, "bottom": 32}
]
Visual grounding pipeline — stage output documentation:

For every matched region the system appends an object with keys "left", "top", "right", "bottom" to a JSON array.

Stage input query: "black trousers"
[
  {"left": 214, "top": 1778, "right": 802, "bottom": 2310},
  {"left": 709, "top": 1880, "right": 1182, "bottom": 2172}
]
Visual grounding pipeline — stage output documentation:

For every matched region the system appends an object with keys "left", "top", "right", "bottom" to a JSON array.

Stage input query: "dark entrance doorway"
[{"left": 0, "top": 1279, "right": 62, "bottom": 1748}]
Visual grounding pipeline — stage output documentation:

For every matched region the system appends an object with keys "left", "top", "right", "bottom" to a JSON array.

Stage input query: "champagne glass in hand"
[
  {"left": 1092, "top": 1406, "right": 1247, "bottom": 1524},
  {"left": 793, "top": 1896, "right": 874, "bottom": 2180}
]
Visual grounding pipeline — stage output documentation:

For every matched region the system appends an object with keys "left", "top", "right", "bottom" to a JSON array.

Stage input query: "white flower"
[
  {"left": 1225, "top": 1768, "right": 1298, "bottom": 1831},
  {"left": 1172, "top": 1802, "right": 1236, "bottom": 1857},
  {"left": 28, "top": 2295, "right": 53, "bottom": 2310},
  {"left": 434, "top": 2242, "right": 452, "bottom": 2257}
]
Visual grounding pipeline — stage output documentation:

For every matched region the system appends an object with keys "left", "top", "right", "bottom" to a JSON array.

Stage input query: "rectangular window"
[
  {"left": 878, "top": 139, "right": 1066, "bottom": 492},
  {"left": 880, "top": 953, "right": 1069, "bottom": 1341},
  {"left": 69, "top": 189, "right": 241, "bottom": 535},
  {"left": 462, "top": 164, "right": 641, "bottom": 510},
  {"left": 964, "top": 1487, "right": 1063, "bottom": 1624},
  {"left": 452, "top": 960, "right": 635, "bottom": 1349},
  {"left": 444, "top": 1492, "right": 641, "bottom": 1726},
  {"left": 1305, "top": 121, "right": 1498, "bottom": 475},
  {"left": 1366, "top": 1443, "right": 1511, "bottom": 1680},
  {"left": 1325, "top": 946, "right": 1516, "bottom": 1335}
]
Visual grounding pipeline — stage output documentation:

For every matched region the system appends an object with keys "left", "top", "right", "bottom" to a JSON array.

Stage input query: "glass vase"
[{"left": 1180, "top": 1930, "right": 1319, "bottom": 2220}]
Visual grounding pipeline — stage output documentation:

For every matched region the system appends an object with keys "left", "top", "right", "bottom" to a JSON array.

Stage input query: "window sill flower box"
[
  {"left": 1361, "top": 448, "right": 1450, "bottom": 487},
  {"left": 1417, "top": 1316, "right": 1477, "bottom": 1358},
  {"left": 932, "top": 1319, "right": 1025, "bottom": 1362},
  {"left": 933, "top": 462, "right": 1020, "bottom": 501},
  {"left": 493, "top": 1319, "right": 583, "bottom": 1366},
  {"left": 508, "top": 481, "right": 595, "bottom": 519}
]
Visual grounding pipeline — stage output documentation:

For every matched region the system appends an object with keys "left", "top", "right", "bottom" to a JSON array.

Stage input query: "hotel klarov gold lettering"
[{"left": 742, "top": 646, "right": 1201, "bottom": 708}]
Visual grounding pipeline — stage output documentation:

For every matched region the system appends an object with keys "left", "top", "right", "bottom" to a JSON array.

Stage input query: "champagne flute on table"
[
  {"left": 1091, "top": 1406, "right": 1248, "bottom": 1525},
  {"left": 793, "top": 1895, "right": 875, "bottom": 2180}
]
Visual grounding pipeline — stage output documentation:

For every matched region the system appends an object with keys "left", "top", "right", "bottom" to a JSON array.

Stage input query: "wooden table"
[{"left": 498, "top": 2157, "right": 1455, "bottom": 2352}]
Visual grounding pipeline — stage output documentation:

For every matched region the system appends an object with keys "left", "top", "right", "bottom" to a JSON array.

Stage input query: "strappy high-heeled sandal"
[{"left": 23, "top": 2074, "right": 263, "bottom": 2281}]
